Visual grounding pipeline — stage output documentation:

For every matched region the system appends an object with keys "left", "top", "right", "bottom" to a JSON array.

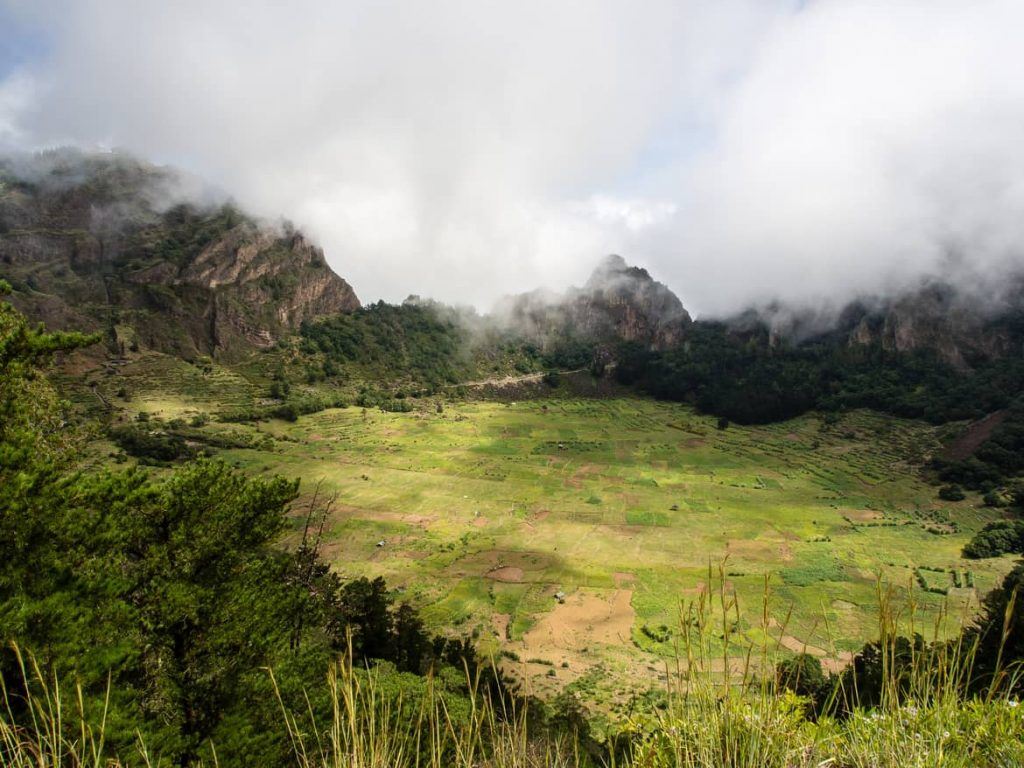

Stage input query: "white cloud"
[
  {"left": 0, "top": 70, "right": 33, "bottom": 148},
  {"left": 2, "top": 0, "right": 1024, "bottom": 316},
  {"left": 644, "top": 0, "right": 1024, "bottom": 314}
]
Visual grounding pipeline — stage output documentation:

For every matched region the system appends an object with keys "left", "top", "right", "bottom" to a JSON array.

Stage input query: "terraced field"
[{"left": 97, "top": 369, "right": 1018, "bottom": 704}]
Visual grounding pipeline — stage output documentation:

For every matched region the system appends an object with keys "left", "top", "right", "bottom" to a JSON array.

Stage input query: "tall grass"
[
  {"left": 270, "top": 635, "right": 587, "bottom": 768},
  {"left": 2, "top": 572, "right": 1021, "bottom": 767},
  {"left": 628, "top": 564, "right": 1024, "bottom": 767},
  {"left": 0, "top": 645, "right": 126, "bottom": 768}
]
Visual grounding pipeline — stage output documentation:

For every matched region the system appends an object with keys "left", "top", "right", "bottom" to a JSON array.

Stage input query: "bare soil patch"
[
  {"left": 842, "top": 508, "right": 884, "bottom": 523},
  {"left": 822, "top": 653, "right": 855, "bottom": 674},
  {"left": 518, "top": 589, "right": 635, "bottom": 667},
  {"left": 944, "top": 410, "right": 1009, "bottom": 461},
  {"left": 486, "top": 566, "right": 525, "bottom": 583},
  {"left": 491, "top": 613, "right": 510, "bottom": 639},
  {"left": 778, "top": 634, "right": 828, "bottom": 656},
  {"left": 680, "top": 580, "right": 707, "bottom": 596},
  {"left": 726, "top": 539, "right": 777, "bottom": 559},
  {"left": 396, "top": 549, "right": 429, "bottom": 560},
  {"left": 326, "top": 504, "right": 437, "bottom": 529}
]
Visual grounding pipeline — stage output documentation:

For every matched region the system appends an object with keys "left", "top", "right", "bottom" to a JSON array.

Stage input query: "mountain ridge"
[
  {"left": 493, "top": 253, "right": 692, "bottom": 350},
  {"left": 5, "top": 150, "right": 1024, "bottom": 375},
  {"left": 0, "top": 150, "right": 360, "bottom": 361},
  {"left": 731, "top": 279, "right": 1024, "bottom": 368}
]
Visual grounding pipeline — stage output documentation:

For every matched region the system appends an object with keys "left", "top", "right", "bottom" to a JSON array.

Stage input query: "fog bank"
[{"left": 2, "top": 1, "right": 1023, "bottom": 317}]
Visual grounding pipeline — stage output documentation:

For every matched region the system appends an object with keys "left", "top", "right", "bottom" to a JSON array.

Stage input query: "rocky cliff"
[
  {"left": 731, "top": 280, "right": 1024, "bottom": 368},
  {"left": 843, "top": 284, "right": 1023, "bottom": 367},
  {"left": 495, "top": 255, "right": 691, "bottom": 350},
  {"left": 0, "top": 150, "right": 359, "bottom": 360}
]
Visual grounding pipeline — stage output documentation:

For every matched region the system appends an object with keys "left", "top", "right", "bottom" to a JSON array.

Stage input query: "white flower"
[
  {"left": 943, "top": 731, "right": 951, "bottom": 739},
  {"left": 1008, "top": 700, "right": 1019, "bottom": 709}
]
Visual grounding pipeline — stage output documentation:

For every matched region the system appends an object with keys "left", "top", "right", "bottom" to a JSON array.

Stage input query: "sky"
[{"left": 2, "top": 0, "right": 1024, "bottom": 316}]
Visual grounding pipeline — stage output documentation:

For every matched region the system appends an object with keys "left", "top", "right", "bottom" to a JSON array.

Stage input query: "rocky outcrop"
[
  {"left": 495, "top": 255, "right": 691, "bottom": 350},
  {"left": 727, "top": 280, "right": 1024, "bottom": 368},
  {"left": 0, "top": 150, "right": 359, "bottom": 360},
  {"left": 844, "top": 284, "right": 1020, "bottom": 368}
]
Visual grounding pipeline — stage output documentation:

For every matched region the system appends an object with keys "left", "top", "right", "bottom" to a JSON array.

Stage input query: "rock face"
[
  {"left": 843, "top": 284, "right": 1021, "bottom": 367},
  {"left": 731, "top": 280, "right": 1024, "bottom": 368},
  {"left": 495, "top": 255, "right": 691, "bottom": 350},
  {"left": 0, "top": 150, "right": 359, "bottom": 359}
]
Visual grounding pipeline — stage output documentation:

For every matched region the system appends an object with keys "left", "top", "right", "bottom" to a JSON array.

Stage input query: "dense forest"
[{"left": 611, "top": 323, "right": 1024, "bottom": 494}]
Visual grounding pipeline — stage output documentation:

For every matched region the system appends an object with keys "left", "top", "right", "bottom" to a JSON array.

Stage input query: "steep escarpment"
[
  {"left": 495, "top": 254, "right": 691, "bottom": 350},
  {"left": 842, "top": 284, "right": 1024, "bottom": 367},
  {"left": 734, "top": 280, "right": 1024, "bottom": 369},
  {"left": 0, "top": 150, "right": 359, "bottom": 360}
]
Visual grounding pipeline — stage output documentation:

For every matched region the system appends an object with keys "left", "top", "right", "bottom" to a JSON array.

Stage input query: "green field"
[{"left": 88, "top": 357, "right": 1017, "bottom": 703}]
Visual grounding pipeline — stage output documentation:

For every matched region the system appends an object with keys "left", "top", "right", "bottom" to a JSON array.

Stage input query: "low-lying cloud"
[{"left": 2, "top": 0, "right": 1023, "bottom": 316}]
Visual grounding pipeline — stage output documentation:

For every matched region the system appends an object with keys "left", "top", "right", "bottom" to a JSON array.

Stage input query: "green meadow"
[{"left": 93, "top": 356, "right": 1017, "bottom": 703}]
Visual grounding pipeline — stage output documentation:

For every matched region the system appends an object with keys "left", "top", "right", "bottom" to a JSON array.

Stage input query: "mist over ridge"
[{"left": 1, "top": 1, "right": 1023, "bottom": 315}]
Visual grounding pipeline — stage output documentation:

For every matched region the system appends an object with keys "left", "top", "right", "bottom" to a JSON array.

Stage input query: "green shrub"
[
  {"left": 983, "top": 489, "right": 1005, "bottom": 507},
  {"left": 938, "top": 484, "right": 966, "bottom": 501},
  {"left": 108, "top": 422, "right": 194, "bottom": 463},
  {"left": 542, "top": 370, "right": 561, "bottom": 388},
  {"left": 963, "top": 520, "right": 1024, "bottom": 558}
]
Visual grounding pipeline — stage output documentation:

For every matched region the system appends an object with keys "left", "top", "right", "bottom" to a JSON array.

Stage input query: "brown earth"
[
  {"left": 520, "top": 588, "right": 635, "bottom": 656},
  {"left": 842, "top": 508, "right": 884, "bottom": 523},
  {"left": 486, "top": 566, "right": 525, "bottom": 583},
  {"left": 491, "top": 613, "right": 511, "bottom": 640},
  {"left": 943, "top": 410, "right": 1009, "bottom": 461}
]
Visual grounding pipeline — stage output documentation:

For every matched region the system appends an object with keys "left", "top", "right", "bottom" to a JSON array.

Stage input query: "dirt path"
[{"left": 90, "top": 382, "right": 112, "bottom": 409}]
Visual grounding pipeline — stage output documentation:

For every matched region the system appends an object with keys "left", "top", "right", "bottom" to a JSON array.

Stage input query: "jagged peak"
[
  {"left": 0, "top": 149, "right": 361, "bottom": 360},
  {"left": 584, "top": 254, "right": 654, "bottom": 288}
]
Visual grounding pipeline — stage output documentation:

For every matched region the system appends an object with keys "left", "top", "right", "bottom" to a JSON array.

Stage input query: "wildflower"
[
  {"left": 1008, "top": 700, "right": 1019, "bottom": 709},
  {"left": 943, "top": 731, "right": 951, "bottom": 739}
]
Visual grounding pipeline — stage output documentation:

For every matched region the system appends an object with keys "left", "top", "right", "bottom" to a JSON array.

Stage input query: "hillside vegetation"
[
  {"left": 95, "top": 371, "right": 1020, "bottom": 704},
  {"left": 3, "top": 152, "right": 1024, "bottom": 765}
]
